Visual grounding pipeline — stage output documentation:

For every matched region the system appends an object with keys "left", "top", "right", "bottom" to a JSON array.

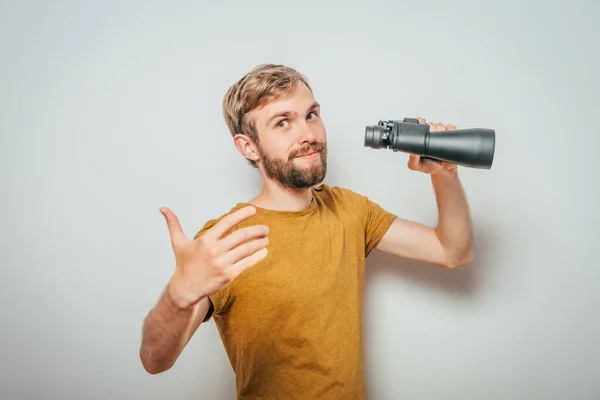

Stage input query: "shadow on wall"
[{"left": 365, "top": 225, "right": 494, "bottom": 298}]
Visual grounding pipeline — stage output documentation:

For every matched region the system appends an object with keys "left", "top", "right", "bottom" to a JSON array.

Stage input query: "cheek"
[
  {"left": 262, "top": 138, "right": 294, "bottom": 159},
  {"left": 314, "top": 121, "right": 326, "bottom": 138}
]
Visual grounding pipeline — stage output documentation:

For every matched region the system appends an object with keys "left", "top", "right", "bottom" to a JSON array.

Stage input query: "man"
[{"left": 140, "top": 64, "right": 473, "bottom": 398}]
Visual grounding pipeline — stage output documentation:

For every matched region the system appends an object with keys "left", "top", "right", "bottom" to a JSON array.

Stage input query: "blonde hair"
[{"left": 222, "top": 64, "right": 313, "bottom": 167}]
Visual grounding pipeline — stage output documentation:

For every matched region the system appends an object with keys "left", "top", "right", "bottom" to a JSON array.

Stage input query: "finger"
[
  {"left": 429, "top": 122, "right": 446, "bottom": 132},
  {"left": 160, "top": 207, "right": 187, "bottom": 248},
  {"left": 220, "top": 236, "right": 269, "bottom": 267},
  {"left": 218, "top": 224, "right": 269, "bottom": 253},
  {"left": 416, "top": 116, "right": 426, "bottom": 124},
  {"left": 227, "top": 248, "right": 268, "bottom": 280},
  {"left": 407, "top": 154, "right": 422, "bottom": 169},
  {"left": 207, "top": 206, "right": 257, "bottom": 240}
]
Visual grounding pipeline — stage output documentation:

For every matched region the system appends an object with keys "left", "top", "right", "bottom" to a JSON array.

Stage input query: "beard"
[{"left": 258, "top": 141, "right": 328, "bottom": 190}]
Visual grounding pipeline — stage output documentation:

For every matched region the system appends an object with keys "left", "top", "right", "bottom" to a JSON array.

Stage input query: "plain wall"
[{"left": 1, "top": 0, "right": 599, "bottom": 399}]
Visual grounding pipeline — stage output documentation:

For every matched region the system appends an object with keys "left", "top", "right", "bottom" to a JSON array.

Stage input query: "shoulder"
[
  {"left": 192, "top": 203, "right": 249, "bottom": 240},
  {"left": 313, "top": 183, "right": 368, "bottom": 207},
  {"left": 313, "top": 184, "right": 394, "bottom": 222}
]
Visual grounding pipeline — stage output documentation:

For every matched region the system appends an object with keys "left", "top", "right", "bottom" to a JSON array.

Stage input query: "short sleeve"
[
  {"left": 329, "top": 186, "right": 397, "bottom": 256},
  {"left": 202, "top": 287, "right": 232, "bottom": 323},
  {"left": 336, "top": 188, "right": 397, "bottom": 256},
  {"left": 363, "top": 196, "right": 397, "bottom": 255}
]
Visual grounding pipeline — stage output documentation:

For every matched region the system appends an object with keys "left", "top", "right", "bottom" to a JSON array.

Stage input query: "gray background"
[{"left": 1, "top": 0, "right": 599, "bottom": 399}]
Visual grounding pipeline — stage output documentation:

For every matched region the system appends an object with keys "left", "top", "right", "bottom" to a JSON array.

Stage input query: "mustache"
[{"left": 290, "top": 141, "right": 326, "bottom": 159}]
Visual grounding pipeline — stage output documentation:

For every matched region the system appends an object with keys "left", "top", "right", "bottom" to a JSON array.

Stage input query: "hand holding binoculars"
[{"left": 364, "top": 118, "right": 495, "bottom": 169}]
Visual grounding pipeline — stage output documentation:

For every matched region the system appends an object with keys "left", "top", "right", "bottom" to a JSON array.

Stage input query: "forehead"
[{"left": 255, "top": 83, "right": 316, "bottom": 119}]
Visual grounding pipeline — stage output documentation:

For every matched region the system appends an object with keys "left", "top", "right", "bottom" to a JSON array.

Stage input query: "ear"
[{"left": 233, "top": 134, "right": 260, "bottom": 163}]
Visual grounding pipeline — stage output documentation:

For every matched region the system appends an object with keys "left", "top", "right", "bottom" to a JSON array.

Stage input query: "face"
[{"left": 248, "top": 83, "right": 327, "bottom": 190}]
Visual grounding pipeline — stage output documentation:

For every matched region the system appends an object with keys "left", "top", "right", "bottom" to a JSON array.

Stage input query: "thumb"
[
  {"left": 407, "top": 154, "right": 421, "bottom": 170},
  {"left": 160, "top": 207, "right": 187, "bottom": 249}
]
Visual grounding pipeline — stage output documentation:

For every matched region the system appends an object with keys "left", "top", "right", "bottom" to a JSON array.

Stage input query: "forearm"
[
  {"left": 431, "top": 169, "right": 473, "bottom": 266},
  {"left": 139, "top": 280, "right": 202, "bottom": 374}
]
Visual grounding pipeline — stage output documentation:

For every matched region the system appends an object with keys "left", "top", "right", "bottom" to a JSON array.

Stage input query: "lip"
[{"left": 295, "top": 151, "right": 320, "bottom": 159}]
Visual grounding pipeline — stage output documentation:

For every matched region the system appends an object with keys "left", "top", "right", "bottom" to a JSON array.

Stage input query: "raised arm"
[
  {"left": 375, "top": 118, "right": 474, "bottom": 269},
  {"left": 140, "top": 206, "right": 270, "bottom": 374}
]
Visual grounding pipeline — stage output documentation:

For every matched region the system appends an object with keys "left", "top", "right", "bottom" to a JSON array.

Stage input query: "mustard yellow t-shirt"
[{"left": 194, "top": 184, "right": 397, "bottom": 399}]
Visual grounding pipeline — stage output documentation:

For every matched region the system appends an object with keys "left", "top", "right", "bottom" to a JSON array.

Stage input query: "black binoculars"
[{"left": 364, "top": 118, "right": 495, "bottom": 169}]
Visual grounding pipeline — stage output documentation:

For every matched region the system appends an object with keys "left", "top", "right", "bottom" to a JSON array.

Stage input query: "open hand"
[
  {"left": 407, "top": 117, "right": 458, "bottom": 175},
  {"left": 161, "top": 206, "right": 269, "bottom": 308}
]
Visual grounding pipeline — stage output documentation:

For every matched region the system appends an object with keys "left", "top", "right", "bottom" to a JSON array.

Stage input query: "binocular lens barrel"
[
  {"left": 364, "top": 125, "right": 387, "bottom": 149},
  {"left": 364, "top": 119, "right": 495, "bottom": 169}
]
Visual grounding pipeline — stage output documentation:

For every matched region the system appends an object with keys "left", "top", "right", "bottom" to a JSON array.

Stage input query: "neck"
[{"left": 248, "top": 176, "right": 314, "bottom": 212}]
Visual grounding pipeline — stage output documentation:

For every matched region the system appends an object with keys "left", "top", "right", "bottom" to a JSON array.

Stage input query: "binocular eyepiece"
[{"left": 365, "top": 118, "right": 496, "bottom": 169}]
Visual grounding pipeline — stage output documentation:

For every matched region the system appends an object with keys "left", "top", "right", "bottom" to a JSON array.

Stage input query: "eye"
[
  {"left": 277, "top": 120, "right": 289, "bottom": 128},
  {"left": 307, "top": 111, "right": 318, "bottom": 120}
]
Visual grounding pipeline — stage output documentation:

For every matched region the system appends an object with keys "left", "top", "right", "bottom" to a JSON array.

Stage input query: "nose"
[{"left": 297, "top": 119, "right": 317, "bottom": 144}]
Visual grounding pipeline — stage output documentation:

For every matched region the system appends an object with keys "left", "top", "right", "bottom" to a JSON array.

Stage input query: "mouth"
[{"left": 295, "top": 150, "right": 320, "bottom": 159}]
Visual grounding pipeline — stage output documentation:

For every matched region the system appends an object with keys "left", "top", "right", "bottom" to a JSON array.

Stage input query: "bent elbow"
[
  {"left": 140, "top": 349, "right": 174, "bottom": 375},
  {"left": 141, "top": 359, "right": 173, "bottom": 375},
  {"left": 444, "top": 249, "right": 474, "bottom": 269}
]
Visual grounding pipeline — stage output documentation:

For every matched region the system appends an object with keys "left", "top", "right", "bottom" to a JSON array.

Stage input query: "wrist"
[
  {"left": 431, "top": 167, "right": 459, "bottom": 180},
  {"left": 166, "top": 274, "right": 203, "bottom": 311}
]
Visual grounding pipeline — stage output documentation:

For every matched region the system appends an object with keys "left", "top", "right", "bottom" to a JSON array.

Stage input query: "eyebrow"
[{"left": 266, "top": 101, "right": 320, "bottom": 127}]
